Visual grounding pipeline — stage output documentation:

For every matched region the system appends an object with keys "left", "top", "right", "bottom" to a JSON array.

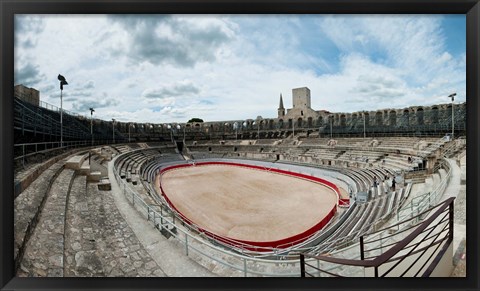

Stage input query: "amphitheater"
[{"left": 13, "top": 86, "right": 467, "bottom": 277}]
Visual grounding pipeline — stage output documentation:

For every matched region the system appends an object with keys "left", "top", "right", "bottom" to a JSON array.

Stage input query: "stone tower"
[
  {"left": 278, "top": 93, "right": 285, "bottom": 118},
  {"left": 292, "top": 87, "right": 311, "bottom": 109}
]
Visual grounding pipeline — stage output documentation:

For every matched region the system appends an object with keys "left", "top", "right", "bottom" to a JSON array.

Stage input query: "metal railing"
[
  {"left": 396, "top": 159, "right": 451, "bottom": 223},
  {"left": 300, "top": 197, "right": 454, "bottom": 277},
  {"left": 14, "top": 141, "right": 86, "bottom": 167}
]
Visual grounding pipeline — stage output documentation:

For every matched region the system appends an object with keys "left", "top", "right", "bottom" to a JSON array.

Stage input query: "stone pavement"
[
  {"left": 16, "top": 160, "right": 168, "bottom": 277},
  {"left": 64, "top": 176, "right": 167, "bottom": 277},
  {"left": 107, "top": 160, "right": 215, "bottom": 277},
  {"left": 447, "top": 154, "right": 467, "bottom": 277}
]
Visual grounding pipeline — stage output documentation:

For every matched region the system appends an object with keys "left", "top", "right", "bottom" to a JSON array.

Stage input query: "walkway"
[{"left": 107, "top": 160, "right": 215, "bottom": 277}]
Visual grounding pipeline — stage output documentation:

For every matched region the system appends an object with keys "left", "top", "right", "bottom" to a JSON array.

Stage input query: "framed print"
[{"left": 1, "top": 1, "right": 479, "bottom": 291}]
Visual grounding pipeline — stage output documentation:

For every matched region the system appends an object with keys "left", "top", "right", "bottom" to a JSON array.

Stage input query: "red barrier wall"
[{"left": 158, "top": 161, "right": 340, "bottom": 251}]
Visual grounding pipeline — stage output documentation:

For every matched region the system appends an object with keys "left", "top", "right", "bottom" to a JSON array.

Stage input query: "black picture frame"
[{"left": 1, "top": 0, "right": 479, "bottom": 290}]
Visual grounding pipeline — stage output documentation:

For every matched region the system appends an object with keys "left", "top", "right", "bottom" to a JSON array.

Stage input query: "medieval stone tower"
[{"left": 292, "top": 87, "right": 311, "bottom": 109}]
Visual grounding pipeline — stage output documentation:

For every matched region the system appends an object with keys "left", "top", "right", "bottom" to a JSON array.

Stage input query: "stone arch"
[
  {"left": 351, "top": 113, "right": 358, "bottom": 124},
  {"left": 278, "top": 119, "right": 284, "bottom": 129},
  {"left": 446, "top": 104, "right": 453, "bottom": 121},
  {"left": 307, "top": 117, "right": 313, "bottom": 128},
  {"left": 363, "top": 112, "right": 370, "bottom": 126},
  {"left": 375, "top": 111, "right": 383, "bottom": 126},
  {"left": 340, "top": 114, "right": 346, "bottom": 127},
  {"left": 402, "top": 109, "right": 410, "bottom": 127},
  {"left": 389, "top": 110, "right": 397, "bottom": 127},
  {"left": 416, "top": 107, "right": 424, "bottom": 125},
  {"left": 316, "top": 116, "right": 323, "bottom": 127},
  {"left": 328, "top": 115, "right": 335, "bottom": 127},
  {"left": 268, "top": 119, "right": 273, "bottom": 130},
  {"left": 431, "top": 106, "right": 439, "bottom": 124},
  {"left": 297, "top": 117, "right": 303, "bottom": 128}
]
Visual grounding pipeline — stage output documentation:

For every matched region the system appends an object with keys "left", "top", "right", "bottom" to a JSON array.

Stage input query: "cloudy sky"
[{"left": 14, "top": 14, "right": 465, "bottom": 123}]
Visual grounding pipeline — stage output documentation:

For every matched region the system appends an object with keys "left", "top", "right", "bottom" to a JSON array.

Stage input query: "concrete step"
[
  {"left": 65, "top": 154, "right": 87, "bottom": 170},
  {"left": 87, "top": 171, "right": 102, "bottom": 182},
  {"left": 98, "top": 179, "right": 111, "bottom": 191}
]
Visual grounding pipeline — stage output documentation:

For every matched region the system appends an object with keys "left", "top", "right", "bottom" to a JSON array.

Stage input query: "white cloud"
[{"left": 14, "top": 15, "right": 466, "bottom": 124}]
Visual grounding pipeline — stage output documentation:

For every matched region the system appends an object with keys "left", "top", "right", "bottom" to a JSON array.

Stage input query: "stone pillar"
[{"left": 426, "top": 156, "right": 437, "bottom": 174}]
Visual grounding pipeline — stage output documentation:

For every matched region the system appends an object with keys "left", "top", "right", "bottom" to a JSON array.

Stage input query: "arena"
[
  {"left": 12, "top": 86, "right": 467, "bottom": 278},
  {"left": 157, "top": 162, "right": 339, "bottom": 248}
]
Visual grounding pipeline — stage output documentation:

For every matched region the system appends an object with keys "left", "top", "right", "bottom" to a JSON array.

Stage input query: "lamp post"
[
  {"left": 329, "top": 115, "right": 333, "bottom": 139},
  {"left": 253, "top": 121, "right": 260, "bottom": 139},
  {"left": 233, "top": 122, "right": 238, "bottom": 140},
  {"left": 57, "top": 74, "right": 68, "bottom": 148},
  {"left": 176, "top": 124, "right": 182, "bottom": 143},
  {"left": 112, "top": 118, "right": 116, "bottom": 144},
  {"left": 89, "top": 107, "right": 94, "bottom": 146},
  {"left": 448, "top": 93, "right": 456, "bottom": 139},
  {"left": 176, "top": 124, "right": 185, "bottom": 143},
  {"left": 224, "top": 123, "right": 229, "bottom": 139},
  {"left": 167, "top": 124, "right": 173, "bottom": 143},
  {"left": 129, "top": 123, "right": 135, "bottom": 143},
  {"left": 363, "top": 111, "right": 367, "bottom": 138}
]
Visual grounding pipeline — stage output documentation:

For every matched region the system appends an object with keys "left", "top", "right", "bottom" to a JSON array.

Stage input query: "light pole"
[
  {"left": 176, "top": 124, "right": 182, "bottom": 143},
  {"left": 57, "top": 74, "right": 68, "bottom": 147},
  {"left": 89, "top": 107, "right": 94, "bottom": 146},
  {"left": 363, "top": 111, "right": 366, "bottom": 138},
  {"left": 112, "top": 118, "right": 116, "bottom": 144},
  {"left": 330, "top": 115, "right": 333, "bottom": 139},
  {"left": 448, "top": 93, "right": 456, "bottom": 139},
  {"left": 167, "top": 124, "right": 173, "bottom": 143},
  {"left": 129, "top": 123, "right": 135, "bottom": 143},
  {"left": 177, "top": 124, "right": 185, "bottom": 143},
  {"left": 253, "top": 121, "right": 260, "bottom": 139},
  {"left": 233, "top": 122, "right": 238, "bottom": 140},
  {"left": 242, "top": 121, "right": 247, "bottom": 140},
  {"left": 224, "top": 123, "right": 229, "bottom": 139}
]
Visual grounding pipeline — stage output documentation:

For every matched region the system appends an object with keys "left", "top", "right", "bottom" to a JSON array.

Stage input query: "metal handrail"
[{"left": 300, "top": 197, "right": 454, "bottom": 277}]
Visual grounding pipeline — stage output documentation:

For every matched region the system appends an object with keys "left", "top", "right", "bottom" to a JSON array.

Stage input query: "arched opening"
[
  {"left": 431, "top": 106, "right": 439, "bottom": 124},
  {"left": 389, "top": 110, "right": 397, "bottom": 127},
  {"left": 416, "top": 107, "right": 424, "bottom": 125},
  {"left": 297, "top": 118, "right": 303, "bottom": 128},
  {"left": 278, "top": 119, "right": 284, "bottom": 129},
  {"left": 307, "top": 117, "right": 313, "bottom": 128},
  {"left": 403, "top": 109, "right": 410, "bottom": 127},
  {"left": 375, "top": 111, "right": 383, "bottom": 126},
  {"left": 364, "top": 113, "right": 370, "bottom": 126},
  {"left": 340, "top": 114, "right": 346, "bottom": 127},
  {"left": 317, "top": 116, "right": 323, "bottom": 127}
]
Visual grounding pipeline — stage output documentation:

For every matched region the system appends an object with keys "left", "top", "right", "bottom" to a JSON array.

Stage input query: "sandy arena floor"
[{"left": 156, "top": 164, "right": 338, "bottom": 243}]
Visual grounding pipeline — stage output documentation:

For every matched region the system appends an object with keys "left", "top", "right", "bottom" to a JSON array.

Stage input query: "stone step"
[
  {"left": 18, "top": 168, "right": 76, "bottom": 277},
  {"left": 87, "top": 171, "right": 102, "bottom": 182},
  {"left": 98, "top": 179, "right": 111, "bottom": 191},
  {"left": 14, "top": 162, "right": 65, "bottom": 269},
  {"left": 64, "top": 175, "right": 105, "bottom": 276},
  {"left": 65, "top": 154, "right": 88, "bottom": 170}
]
